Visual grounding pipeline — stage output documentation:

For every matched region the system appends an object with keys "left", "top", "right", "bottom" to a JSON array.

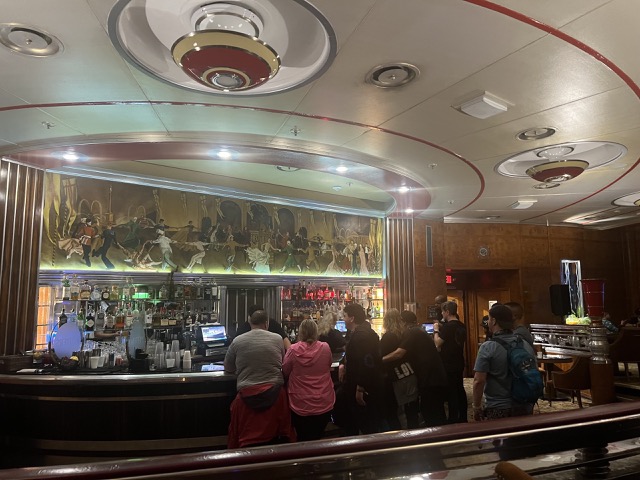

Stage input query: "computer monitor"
[
  {"left": 422, "top": 323, "right": 435, "bottom": 334},
  {"left": 335, "top": 320, "right": 347, "bottom": 333},
  {"left": 200, "top": 325, "right": 227, "bottom": 344}
]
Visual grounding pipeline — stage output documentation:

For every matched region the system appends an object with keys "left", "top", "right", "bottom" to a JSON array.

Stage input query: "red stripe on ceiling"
[{"left": 466, "top": 0, "right": 640, "bottom": 222}]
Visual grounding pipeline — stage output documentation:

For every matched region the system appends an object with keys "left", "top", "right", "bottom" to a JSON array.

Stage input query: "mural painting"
[{"left": 40, "top": 174, "right": 384, "bottom": 278}]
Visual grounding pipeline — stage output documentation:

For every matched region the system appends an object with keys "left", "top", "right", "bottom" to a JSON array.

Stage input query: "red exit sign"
[{"left": 445, "top": 275, "right": 453, "bottom": 284}]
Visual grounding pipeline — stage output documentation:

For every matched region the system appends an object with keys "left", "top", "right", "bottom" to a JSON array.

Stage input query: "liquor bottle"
[
  {"left": 61, "top": 275, "right": 71, "bottom": 301},
  {"left": 109, "top": 285, "right": 119, "bottom": 301},
  {"left": 80, "top": 280, "right": 92, "bottom": 300},
  {"left": 101, "top": 286, "right": 110, "bottom": 301},
  {"left": 159, "top": 283, "right": 168, "bottom": 300},
  {"left": 70, "top": 275, "right": 80, "bottom": 301},
  {"left": 95, "top": 305, "right": 105, "bottom": 330},
  {"left": 85, "top": 306, "right": 95, "bottom": 332},
  {"left": 195, "top": 278, "right": 204, "bottom": 300},
  {"left": 145, "top": 305, "right": 153, "bottom": 327},
  {"left": 90, "top": 283, "right": 101, "bottom": 301},
  {"left": 104, "top": 309, "right": 115, "bottom": 329},
  {"left": 182, "top": 281, "right": 191, "bottom": 300},
  {"left": 125, "top": 303, "right": 134, "bottom": 328},
  {"left": 58, "top": 308, "right": 68, "bottom": 326},
  {"left": 301, "top": 280, "right": 307, "bottom": 300},
  {"left": 203, "top": 282, "right": 212, "bottom": 300}
]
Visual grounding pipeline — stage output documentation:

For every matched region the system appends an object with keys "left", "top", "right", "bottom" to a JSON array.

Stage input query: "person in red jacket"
[{"left": 283, "top": 319, "right": 335, "bottom": 441}]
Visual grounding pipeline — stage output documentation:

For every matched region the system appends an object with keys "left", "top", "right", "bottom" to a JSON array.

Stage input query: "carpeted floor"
[{"left": 462, "top": 377, "right": 587, "bottom": 420}]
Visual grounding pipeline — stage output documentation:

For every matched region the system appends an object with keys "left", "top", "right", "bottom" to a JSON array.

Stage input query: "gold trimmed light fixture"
[
  {"left": 171, "top": 30, "right": 280, "bottom": 91},
  {"left": 110, "top": 0, "right": 336, "bottom": 96},
  {"left": 496, "top": 141, "right": 627, "bottom": 188},
  {"left": 525, "top": 159, "right": 589, "bottom": 183}
]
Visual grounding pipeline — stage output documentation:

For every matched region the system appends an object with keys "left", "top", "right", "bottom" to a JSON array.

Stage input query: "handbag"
[{"left": 391, "top": 361, "right": 419, "bottom": 405}]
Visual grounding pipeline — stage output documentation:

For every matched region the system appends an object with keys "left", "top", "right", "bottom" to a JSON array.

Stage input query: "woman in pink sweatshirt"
[{"left": 283, "top": 318, "right": 335, "bottom": 441}]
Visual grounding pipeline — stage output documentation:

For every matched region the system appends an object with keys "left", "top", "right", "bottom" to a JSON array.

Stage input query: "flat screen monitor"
[
  {"left": 200, "top": 325, "right": 226, "bottom": 343},
  {"left": 335, "top": 320, "right": 347, "bottom": 333},
  {"left": 422, "top": 323, "right": 435, "bottom": 334}
]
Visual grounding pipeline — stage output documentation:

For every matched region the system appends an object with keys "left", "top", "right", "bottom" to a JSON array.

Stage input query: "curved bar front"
[{"left": 0, "top": 372, "right": 237, "bottom": 466}]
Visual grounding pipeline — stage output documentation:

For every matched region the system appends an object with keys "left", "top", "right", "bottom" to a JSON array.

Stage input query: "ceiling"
[{"left": 2, "top": 0, "right": 640, "bottom": 228}]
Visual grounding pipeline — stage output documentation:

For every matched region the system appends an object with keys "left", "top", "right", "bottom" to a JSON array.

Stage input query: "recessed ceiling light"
[
  {"left": 276, "top": 166, "right": 300, "bottom": 172},
  {"left": 484, "top": 215, "right": 500, "bottom": 220},
  {"left": 516, "top": 127, "right": 557, "bottom": 141},
  {"left": 217, "top": 149, "right": 232, "bottom": 159},
  {"left": 405, "top": 208, "right": 414, "bottom": 214},
  {"left": 332, "top": 185, "right": 342, "bottom": 191},
  {"left": 365, "top": 63, "right": 419, "bottom": 88},
  {"left": 398, "top": 186, "right": 410, "bottom": 193},
  {"left": 62, "top": 152, "right": 79, "bottom": 161},
  {"left": 336, "top": 166, "right": 348, "bottom": 173}
]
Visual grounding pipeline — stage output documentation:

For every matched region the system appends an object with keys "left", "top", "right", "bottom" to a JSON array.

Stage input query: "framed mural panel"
[{"left": 40, "top": 173, "right": 384, "bottom": 278}]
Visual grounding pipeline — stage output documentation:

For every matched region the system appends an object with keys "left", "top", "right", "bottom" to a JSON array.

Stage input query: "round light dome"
[{"left": 525, "top": 160, "right": 589, "bottom": 183}]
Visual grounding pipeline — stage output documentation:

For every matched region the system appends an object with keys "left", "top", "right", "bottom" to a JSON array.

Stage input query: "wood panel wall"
[
  {"left": 0, "top": 159, "right": 44, "bottom": 355},
  {"left": 413, "top": 221, "right": 629, "bottom": 326}
]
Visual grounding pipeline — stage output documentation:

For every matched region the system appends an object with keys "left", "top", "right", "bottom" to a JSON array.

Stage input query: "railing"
[
  {"left": 530, "top": 323, "right": 592, "bottom": 356},
  {"left": 2, "top": 402, "right": 640, "bottom": 479}
]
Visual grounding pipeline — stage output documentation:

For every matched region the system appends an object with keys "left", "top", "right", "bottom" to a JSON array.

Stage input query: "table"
[{"left": 537, "top": 354, "right": 573, "bottom": 402}]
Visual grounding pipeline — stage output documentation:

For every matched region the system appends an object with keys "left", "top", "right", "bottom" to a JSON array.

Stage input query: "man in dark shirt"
[
  {"left": 234, "top": 304, "right": 291, "bottom": 350},
  {"left": 433, "top": 301, "right": 467, "bottom": 423},
  {"left": 383, "top": 310, "right": 447, "bottom": 427},
  {"left": 338, "top": 303, "right": 383, "bottom": 435}
]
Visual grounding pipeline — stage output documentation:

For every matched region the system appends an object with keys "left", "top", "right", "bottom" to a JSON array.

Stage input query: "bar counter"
[{"left": 0, "top": 370, "right": 237, "bottom": 467}]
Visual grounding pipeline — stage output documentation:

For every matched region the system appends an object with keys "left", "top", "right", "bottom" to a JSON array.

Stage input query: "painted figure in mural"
[
  {"left": 324, "top": 246, "right": 345, "bottom": 276},
  {"left": 299, "top": 244, "right": 321, "bottom": 273},
  {"left": 92, "top": 222, "right": 120, "bottom": 269},
  {"left": 350, "top": 241, "right": 360, "bottom": 275},
  {"left": 172, "top": 220, "right": 196, "bottom": 243},
  {"left": 152, "top": 231, "right": 177, "bottom": 270},
  {"left": 223, "top": 235, "right": 249, "bottom": 272},
  {"left": 183, "top": 240, "right": 211, "bottom": 272},
  {"left": 358, "top": 244, "right": 369, "bottom": 276},
  {"left": 276, "top": 229, "right": 290, "bottom": 249},
  {"left": 154, "top": 218, "right": 169, "bottom": 234},
  {"left": 121, "top": 217, "right": 140, "bottom": 249},
  {"left": 77, "top": 218, "right": 97, "bottom": 267},
  {"left": 280, "top": 240, "right": 302, "bottom": 273},
  {"left": 246, "top": 244, "right": 271, "bottom": 274}
]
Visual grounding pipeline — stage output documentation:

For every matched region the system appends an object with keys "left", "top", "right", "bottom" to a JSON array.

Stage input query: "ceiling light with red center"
[
  {"left": 496, "top": 141, "right": 627, "bottom": 184},
  {"left": 110, "top": 0, "right": 336, "bottom": 95},
  {"left": 525, "top": 159, "right": 589, "bottom": 183}
]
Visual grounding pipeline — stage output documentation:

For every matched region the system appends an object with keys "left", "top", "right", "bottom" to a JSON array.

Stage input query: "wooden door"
[{"left": 467, "top": 288, "right": 511, "bottom": 372}]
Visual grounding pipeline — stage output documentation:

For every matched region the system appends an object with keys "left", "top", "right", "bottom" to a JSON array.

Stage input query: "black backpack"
[{"left": 492, "top": 336, "right": 543, "bottom": 404}]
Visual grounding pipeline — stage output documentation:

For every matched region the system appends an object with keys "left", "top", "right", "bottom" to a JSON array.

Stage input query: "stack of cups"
[
  {"left": 171, "top": 340, "right": 181, "bottom": 369},
  {"left": 183, "top": 350, "right": 191, "bottom": 372},
  {"left": 155, "top": 342, "right": 165, "bottom": 369}
]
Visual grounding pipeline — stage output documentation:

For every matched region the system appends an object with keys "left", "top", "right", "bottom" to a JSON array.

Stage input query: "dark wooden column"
[
  {"left": 386, "top": 218, "right": 415, "bottom": 312},
  {"left": 0, "top": 159, "right": 44, "bottom": 355}
]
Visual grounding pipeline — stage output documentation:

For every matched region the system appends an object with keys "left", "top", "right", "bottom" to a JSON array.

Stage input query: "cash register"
[{"left": 195, "top": 324, "right": 228, "bottom": 361}]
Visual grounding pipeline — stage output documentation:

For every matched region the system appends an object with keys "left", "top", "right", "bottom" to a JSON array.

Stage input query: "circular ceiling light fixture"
[
  {"left": 525, "top": 160, "right": 589, "bottom": 183},
  {"left": 0, "top": 23, "right": 63, "bottom": 57},
  {"left": 171, "top": 29, "right": 280, "bottom": 91},
  {"left": 365, "top": 63, "right": 420, "bottom": 88},
  {"left": 496, "top": 141, "right": 627, "bottom": 182},
  {"left": 516, "top": 127, "right": 557, "bottom": 141},
  {"left": 612, "top": 192, "right": 640, "bottom": 207},
  {"left": 110, "top": 0, "right": 336, "bottom": 95}
]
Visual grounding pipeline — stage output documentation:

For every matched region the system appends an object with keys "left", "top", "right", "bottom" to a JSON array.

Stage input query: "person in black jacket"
[
  {"left": 383, "top": 310, "right": 447, "bottom": 427},
  {"left": 338, "top": 303, "right": 383, "bottom": 435},
  {"left": 317, "top": 311, "right": 346, "bottom": 353}
]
